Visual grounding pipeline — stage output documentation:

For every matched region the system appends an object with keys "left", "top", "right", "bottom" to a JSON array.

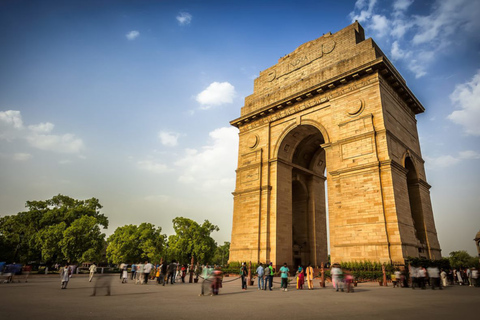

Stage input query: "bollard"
[
  {"left": 189, "top": 256, "right": 194, "bottom": 283},
  {"left": 320, "top": 262, "right": 325, "bottom": 287}
]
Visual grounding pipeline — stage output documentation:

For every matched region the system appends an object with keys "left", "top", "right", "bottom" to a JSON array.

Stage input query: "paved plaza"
[{"left": 0, "top": 274, "right": 478, "bottom": 319}]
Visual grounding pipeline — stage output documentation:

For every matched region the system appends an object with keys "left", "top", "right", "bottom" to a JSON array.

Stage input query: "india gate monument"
[{"left": 229, "top": 22, "right": 441, "bottom": 269}]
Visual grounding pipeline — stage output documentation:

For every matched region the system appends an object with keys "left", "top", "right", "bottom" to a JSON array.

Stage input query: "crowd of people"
[
  {"left": 404, "top": 265, "right": 479, "bottom": 289},
  {"left": 3, "top": 259, "right": 478, "bottom": 296},
  {"left": 113, "top": 260, "right": 193, "bottom": 285}
]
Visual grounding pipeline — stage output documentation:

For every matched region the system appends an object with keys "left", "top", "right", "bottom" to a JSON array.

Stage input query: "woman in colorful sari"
[{"left": 296, "top": 266, "right": 305, "bottom": 289}]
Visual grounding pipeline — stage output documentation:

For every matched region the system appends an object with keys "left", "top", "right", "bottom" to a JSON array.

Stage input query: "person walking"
[
  {"left": 427, "top": 266, "right": 441, "bottom": 290},
  {"left": 256, "top": 263, "right": 265, "bottom": 290},
  {"left": 60, "top": 263, "right": 71, "bottom": 289},
  {"left": 144, "top": 261, "right": 153, "bottom": 284},
  {"left": 296, "top": 266, "right": 304, "bottom": 289},
  {"left": 199, "top": 265, "right": 212, "bottom": 296},
  {"left": 88, "top": 262, "right": 97, "bottom": 282},
  {"left": 240, "top": 262, "right": 248, "bottom": 290},
  {"left": 168, "top": 261, "right": 176, "bottom": 284},
  {"left": 265, "top": 262, "right": 274, "bottom": 291},
  {"left": 136, "top": 262, "right": 144, "bottom": 284},
  {"left": 160, "top": 262, "right": 167, "bottom": 286},
  {"left": 181, "top": 265, "right": 187, "bottom": 283},
  {"left": 306, "top": 264, "right": 314, "bottom": 290},
  {"left": 122, "top": 265, "right": 128, "bottom": 283},
  {"left": 280, "top": 262, "right": 290, "bottom": 291},
  {"left": 130, "top": 263, "right": 136, "bottom": 280},
  {"left": 331, "top": 263, "right": 343, "bottom": 292}
]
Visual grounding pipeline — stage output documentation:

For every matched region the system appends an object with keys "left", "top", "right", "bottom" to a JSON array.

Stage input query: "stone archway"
[
  {"left": 275, "top": 124, "right": 328, "bottom": 268},
  {"left": 229, "top": 22, "right": 441, "bottom": 269}
]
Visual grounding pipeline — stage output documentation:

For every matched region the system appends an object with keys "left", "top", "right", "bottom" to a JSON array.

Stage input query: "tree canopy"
[
  {"left": 166, "top": 217, "right": 219, "bottom": 265},
  {"left": 449, "top": 250, "right": 478, "bottom": 269},
  {"left": 106, "top": 223, "right": 166, "bottom": 264},
  {"left": 211, "top": 241, "right": 230, "bottom": 266},
  {"left": 0, "top": 194, "right": 107, "bottom": 264}
]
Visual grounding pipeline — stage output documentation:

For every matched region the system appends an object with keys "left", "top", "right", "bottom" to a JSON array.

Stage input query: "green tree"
[
  {"left": 211, "top": 241, "right": 230, "bottom": 266},
  {"left": 61, "top": 216, "right": 106, "bottom": 263},
  {"left": 0, "top": 194, "right": 108, "bottom": 264},
  {"left": 449, "top": 250, "right": 478, "bottom": 268},
  {"left": 166, "top": 217, "right": 219, "bottom": 265},
  {"left": 106, "top": 223, "right": 166, "bottom": 264}
]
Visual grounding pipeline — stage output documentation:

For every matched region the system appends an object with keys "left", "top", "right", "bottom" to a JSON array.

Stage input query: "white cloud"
[
  {"left": 391, "top": 41, "right": 409, "bottom": 60},
  {"left": 370, "top": 14, "right": 389, "bottom": 37},
  {"left": 0, "top": 110, "right": 24, "bottom": 141},
  {"left": 26, "top": 133, "right": 84, "bottom": 154},
  {"left": 0, "top": 110, "right": 85, "bottom": 154},
  {"left": 448, "top": 70, "right": 480, "bottom": 136},
  {"left": 393, "top": 0, "right": 413, "bottom": 12},
  {"left": 158, "top": 131, "right": 179, "bottom": 147},
  {"left": 196, "top": 82, "right": 236, "bottom": 109},
  {"left": 137, "top": 160, "right": 170, "bottom": 174},
  {"left": 350, "top": 0, "right": 377, "bottom": 22},
  {"left": 0, "top": 110, "right": 23, "bottom": 129},
  {"left": 13, "top": 153, "right": 32, "bottom": 161},
  {"left": 425, "top": 150, "right": 480, "bottom": 169},
  {"left": 458, "top": 150, "right": 480, "bottom": 160},
  {"left": 349, "top": 0, "right": 480, "bottom": 78},
  {"left": 175, "top": 126, "right": 238, "bottom": 190},
  {"left": 176, "top": 12, "right": 192, "bottom": 26},
  {"left": 425, "top": 155, "right": 460, "bottom": 168},
  {"left": 28, "top": 122, "right": 54, "bottom": 133},
  {"left": 126, "top": 30, "right": 140, "bottom": 40}
]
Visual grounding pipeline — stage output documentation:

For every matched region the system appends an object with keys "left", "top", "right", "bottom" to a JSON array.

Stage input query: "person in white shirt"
[
  {"left": 89, "top": 263, "right": 97, "bottom": 282},
  {"left": 143, "top": 261, "right": 153, "bottom": 284},
  {"left": 427, "top": 266, "right": 441, "bottom": 290}
]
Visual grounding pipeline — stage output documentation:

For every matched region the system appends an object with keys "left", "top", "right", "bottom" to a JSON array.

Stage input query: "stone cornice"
[
  {"left": 231, "top": 57, "right": 424, "bottom": 128},
  {"left": 232, "top": 185, "right": 272, "bottom": 196},
  {"left": 382, "top": 159, "right": 408, "bottom": 175},
  {"left": 329, "top": 161, "right": 379, "bottom": 177}
]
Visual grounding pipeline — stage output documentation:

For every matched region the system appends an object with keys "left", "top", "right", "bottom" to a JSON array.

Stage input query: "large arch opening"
[
  {"left": 405, "top": 156, "right": 427, "bottom": 255},
  {"left": 277, "top": 124, "right": 328, "bottom": 268}
]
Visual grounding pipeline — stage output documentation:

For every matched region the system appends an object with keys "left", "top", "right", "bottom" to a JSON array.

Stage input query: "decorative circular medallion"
[
  {"left": 322, "top": 40, "right": 336, "bottom": 54},
  {"left": 247, "top": 134, "right": 259, "bottom": 149},
  {"left": 347, "top": 99, "right": 364, "bottom": 116},
  {"left": 266, "top": 69, "right": 276, "bottom": 82}
]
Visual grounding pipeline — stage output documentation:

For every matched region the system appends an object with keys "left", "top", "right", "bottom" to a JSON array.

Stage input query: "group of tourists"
[
  {"left": 253, "top": 262, "right": 316, "bottom": 292},
  {"left": 403, "top": 265, "right": 479, "bottom": 289},
  {"left": 121, "top": 261, "right": 190, "bottom": 285}
]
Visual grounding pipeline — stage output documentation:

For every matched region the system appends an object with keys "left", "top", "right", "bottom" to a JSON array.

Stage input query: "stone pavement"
[{"left": 0, "top": 274, "right": 478, "bottom": 319}]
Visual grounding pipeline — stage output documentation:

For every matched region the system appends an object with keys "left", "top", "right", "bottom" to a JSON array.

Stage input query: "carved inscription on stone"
[
  {"left": 262, "top": 40, "right": 336, "bottom": 83},
  {"left": 242, "top": 151, "right": 260, "bottom": 166},
  {"left": 341, "top": 137, "right": 374, "bottom": 159},
  {"left": 241, "top": 167, "right": 259, "bottom": 183}
]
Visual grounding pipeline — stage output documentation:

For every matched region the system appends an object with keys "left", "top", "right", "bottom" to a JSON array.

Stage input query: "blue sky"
[{"left": 1, "top": 0, "right": 479, "bottom": 257}]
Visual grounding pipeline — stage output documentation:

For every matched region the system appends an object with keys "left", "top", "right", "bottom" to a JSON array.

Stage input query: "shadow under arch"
[
  {"left": 274, "top": 120, "right": 330, "bottom": 163},
  {"left": 403, "top": 152, "right": 428, "bottom": 256}
]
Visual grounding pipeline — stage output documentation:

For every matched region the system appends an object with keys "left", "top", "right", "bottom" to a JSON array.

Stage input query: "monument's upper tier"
[{"left": 236, "top": 22, "right": 423, "bottom": 122}]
